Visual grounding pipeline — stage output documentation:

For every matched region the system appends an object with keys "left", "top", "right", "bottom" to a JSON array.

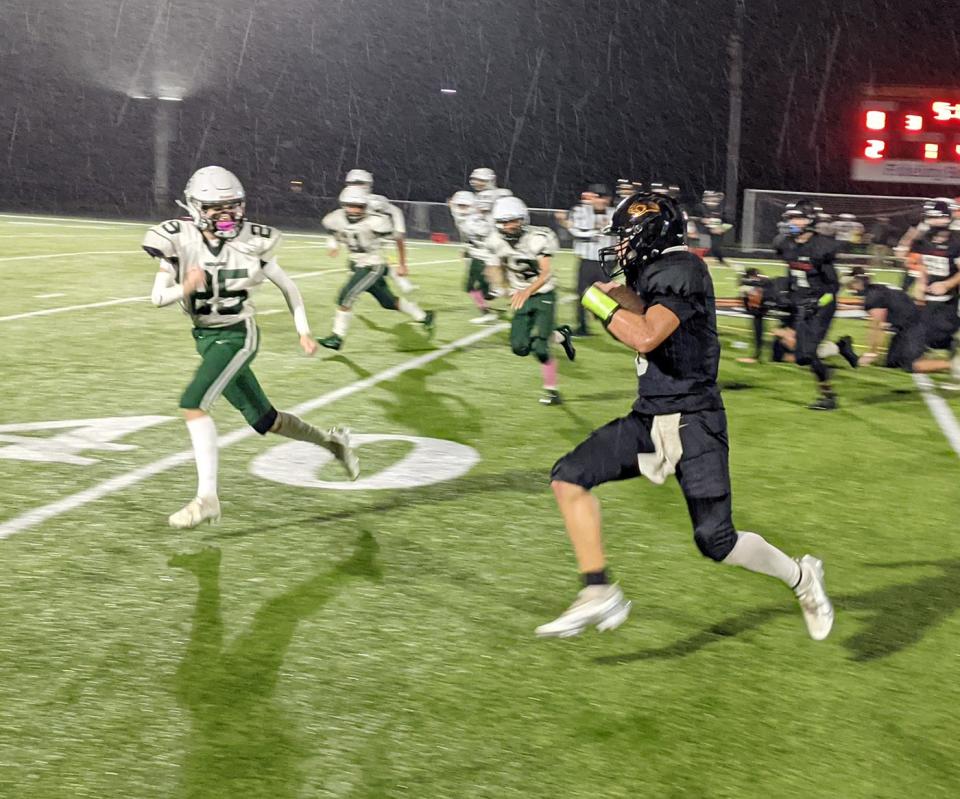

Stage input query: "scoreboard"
[{"left": 852, "top": 86, "right": 960, "bottom": 185}]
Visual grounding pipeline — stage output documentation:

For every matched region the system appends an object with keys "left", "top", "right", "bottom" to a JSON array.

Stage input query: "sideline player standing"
[
  {"left": 537, "top": 192, "right": 833, "bottom": 640},
  {"left": 774, "top": 199, "right": 843, "bottom": 410},
  {"left": 485, "top": 196, "right": 577, "bottom": 405},
  {"left": 318, "top": 188, "right": 434, "bottom": 350},
  {"left": 909, "top": 199, "right": 960, "bottom": 352},
  {"left": 144, "top": 166, "right": 358, "bottom": 528}
]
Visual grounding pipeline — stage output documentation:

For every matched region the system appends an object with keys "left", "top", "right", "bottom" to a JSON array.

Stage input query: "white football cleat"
[
  {"left": 328, "top": 426, "right": 360, "bottom": 481},
  {"left": 535, "top": 584, "right": 631, "bottom": 638},
  {"left": 794, "top": 555, "right": 834, "bottom": 641},
  {"left": 469, "top": 312, "right": 498, "bottom": 324},
  {"left": 168, "top": 495, "right": 221, "bottom": 530}
]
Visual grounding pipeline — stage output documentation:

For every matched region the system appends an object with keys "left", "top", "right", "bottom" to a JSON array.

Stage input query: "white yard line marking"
[
  {"left": 912, "top": 374, "right": 960, "bottom": 459},
  {"left": 0, "top": 296, "right": 151, "bottom": 322},
  {"left": 34, "top": 292, "right": 66, "bottom": 299},
  {"left": 0, "top": 213, "right": 146, "bottom": 227},
  {"left": 0, "top": 250, "right": 134, "bottom": 263},
  {"left": 0, "top": 259, "right": 457, "bottom": 323},
  {"left": 0, "top": 324, "right": 508, "bottom": 539}
]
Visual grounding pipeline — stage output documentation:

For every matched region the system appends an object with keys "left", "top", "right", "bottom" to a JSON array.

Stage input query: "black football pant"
[
  {"left": 576, "top": 258, "right": 607, "bottom": 333},
  {"left": 551, "top": 409, "right": 737, "bottom": 562},
  {"left": 794, "top": 300, "right": 836, "bottom": 384}
]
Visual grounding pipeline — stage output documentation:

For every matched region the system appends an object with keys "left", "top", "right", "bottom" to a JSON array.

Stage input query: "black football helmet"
[
  {"left": 599, "top": 192, "right": 686, "bottom": 286},
  {"left": 783, "top": 198, "right": 822, "bottom": 236},
  {"left": 923, "top": 197, "right": 956, "bottom": 226}
]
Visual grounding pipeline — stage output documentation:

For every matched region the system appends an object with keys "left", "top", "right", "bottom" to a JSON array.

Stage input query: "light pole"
[{"left": 131, "top": 94, "right": 182, "bottom": 211}]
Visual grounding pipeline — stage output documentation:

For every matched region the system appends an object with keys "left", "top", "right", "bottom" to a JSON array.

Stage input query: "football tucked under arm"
[{"left": 262, "top": 260, "right": 311, "bottom": 336}]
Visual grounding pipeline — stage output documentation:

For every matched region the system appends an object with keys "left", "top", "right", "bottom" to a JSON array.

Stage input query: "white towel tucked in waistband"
[{"left": 637, "top": 413, "right": 683, "bottom": 485}]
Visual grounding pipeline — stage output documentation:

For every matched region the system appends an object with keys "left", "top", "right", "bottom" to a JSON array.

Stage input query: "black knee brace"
[{"left": 252, "top": 406, "right": 278, "bottom": 435}]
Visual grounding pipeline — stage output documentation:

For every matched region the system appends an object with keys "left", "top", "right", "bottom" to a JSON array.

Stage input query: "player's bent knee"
[
  {"left": 511, "top": 342, "right": 531, "bottom": 357},
  {"left": 693, "top": 524, "right": 738, "bottom": 562},
  {"left": 252, "top": 406, "right": 278, "bottom": 436},
  {"left": 550, "top": 456, "right": 594, "bottom": 491}
]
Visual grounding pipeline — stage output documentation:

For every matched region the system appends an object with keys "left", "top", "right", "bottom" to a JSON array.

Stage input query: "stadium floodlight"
[
  {"left": 129, "top": 93, "right": 152, "bottom": 100},
  {"left": 157, "top": 95, "right": 183, "bottom": 102},
  {"left": 440, "top": 88, "right": 457, "bottom": 94}
]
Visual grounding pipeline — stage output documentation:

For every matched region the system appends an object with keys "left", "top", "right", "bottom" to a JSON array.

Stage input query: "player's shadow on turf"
[
  {"left": 168, "top": 532, "right": 381, "bottom": 799},
  {"left": 356, "top": 314, "right": 436, "bottom": 352},
  {"left": 594, "top": 558, "right": 960, "bottom": 665},
  {"left": 323, "top": 353, "right": 373, "bottom": 379},
  {"left": 371, "top": 358, "right": 482, "bottom": 443}
]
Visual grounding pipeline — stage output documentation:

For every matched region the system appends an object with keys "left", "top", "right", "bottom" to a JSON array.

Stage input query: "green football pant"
[
  {"left": 511, "top": 290, "right": 556, "bottom": 364},
  {"left": 465, "top": 258, "right": 490, "bottom": 293},
  {"left": 180, "top": 319, "right": 273, "bottom": 428},
  {"left": 337, "top": 263, "right": 399, "bottom": 310}
]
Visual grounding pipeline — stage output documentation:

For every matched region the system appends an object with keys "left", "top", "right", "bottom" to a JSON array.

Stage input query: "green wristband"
[
  {"left": 818, "top": 292, "right": 835, "bottom": 307},
  {"left": 582, "top": 286, "right": 621, "bottom": 322}
]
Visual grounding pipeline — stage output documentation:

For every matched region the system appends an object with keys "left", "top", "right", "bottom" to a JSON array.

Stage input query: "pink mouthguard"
[{"left": 215, "top": 219, "right": 236, "bottom": 232}]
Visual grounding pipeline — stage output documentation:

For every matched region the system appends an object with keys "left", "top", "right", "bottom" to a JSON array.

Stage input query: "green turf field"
[{"left": 1, "top": 213, "right": 959, "bottom": 798}]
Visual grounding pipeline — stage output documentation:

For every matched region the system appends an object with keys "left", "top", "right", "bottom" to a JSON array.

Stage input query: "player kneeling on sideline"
[
  {"left": 537, "top": 192, "right": 833, "bottom": 640},
  {"left": 318, "top": 187, "right": 434, "bottom": 351},
  {"left": 485, "top": 196, "right": 576, "bottom": 406},
  {"left": 144, "top": 166, "right": 359, "bottom": 529},
  {"left": 848, "top": 268, "right": 960, "bottom": 382}
]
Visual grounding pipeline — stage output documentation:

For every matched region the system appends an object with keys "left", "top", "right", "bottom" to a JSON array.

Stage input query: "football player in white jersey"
[
  {"left": 485, "top": 196, "right": 576, "bottom": 405},
  {"left": 318, "top": 187, "right": 434, "bottom": 350},
  {"left": 343, "top": 169, "right": 415, "bottom": 294},
  {"left": 144, "top": 166, "right": 359, "bottom": 528},
  {"left": 449, "top": 190, "right": 498, "bottom": 323}
]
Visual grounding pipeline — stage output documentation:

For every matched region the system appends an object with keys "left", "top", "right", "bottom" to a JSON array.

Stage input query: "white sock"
[
  {"left": 333, "top": 309, "right": 352, "bottom": 337},
  {"left": 817, "top": 341, "right": 839, "bottom": 358},
  {"left": 398, "top": 297, "right": 426, "bottom": 322},
  {"left": 272, "top": 411, "right": 336, "bottom": 452},
  {"left": 391, "top": 268, "right": 415, "bottom": 291},
  {"left": 186, "top": 415, "right": 218, "bottom": 499},
  {"left": 723, "top": 531, "right": 801, "bottom": 588}
]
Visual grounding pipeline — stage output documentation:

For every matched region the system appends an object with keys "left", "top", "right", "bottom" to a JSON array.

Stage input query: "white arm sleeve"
[
  {"left": 262, "top": 260, "right": 310, "bottom": 336},
  {"left": 151, "top": 267, "right": 184, "bottom": 307}
]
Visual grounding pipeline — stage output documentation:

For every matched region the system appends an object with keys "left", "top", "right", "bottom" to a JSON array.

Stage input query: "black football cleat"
[
  {"left": 837, "top": 336, "right": 858, "bottom": 368},
  {"left": 421, "top": 310, "right": 436, "bottom": 339},
  {"left": 556, "top": 325, "right": 577, "bottom": 362},
  {"left": 808, "top": 394, "right": 837, "bottom": 411},
  {"left": 318, "top": 334, "right": 343, "bottom": 351},
  {"left": 539, "top": 389, "right": 563, "bottom": 406}
]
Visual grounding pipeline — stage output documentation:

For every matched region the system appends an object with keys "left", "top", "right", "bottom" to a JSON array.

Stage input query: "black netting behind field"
[{"left": 742, "top": 190, "right": 929, "bottom": 250}]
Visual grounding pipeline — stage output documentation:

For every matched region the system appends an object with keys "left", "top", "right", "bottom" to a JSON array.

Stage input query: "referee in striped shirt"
[{"left": 565, "top": 184, "right": 615, "bottom": 336}]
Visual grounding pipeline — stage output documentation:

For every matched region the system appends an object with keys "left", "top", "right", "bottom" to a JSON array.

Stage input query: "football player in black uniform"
[
  {"left": 909, "top": 199, "right": 960, "bottom": 352},
  {"left": 848, "top": 268, "right": 958, "bottom": 375},
  {"left": 774, "top": 199, "right": 844, "bottom": 410},
  {"left": 737, "top": 268, "right": 793, "bottom": 363},
  {"left": 536, "top": 193, "right": 834, "bottom": 641}
]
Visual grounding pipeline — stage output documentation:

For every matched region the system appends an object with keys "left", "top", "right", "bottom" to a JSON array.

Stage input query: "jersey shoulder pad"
[
  {"left": 244, "top": 221, "right": 282, "bottom": 259},
  {"left": 142, "top": 219, "right": 185, "bottom": 260},
  {"left": 322, "top": 209, "right": 345, "bottom": 231},
  {"left": 369, "top": 212, "right": 394, "bottom": 234},
  {"left": 645, "top": 253, "right": 707, "bottom": 297},
  {"left": 526, "top": 226, "right": 558, "bottom": 254}
]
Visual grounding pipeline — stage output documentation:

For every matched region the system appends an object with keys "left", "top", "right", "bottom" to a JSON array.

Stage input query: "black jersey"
[
  {"left": 632, "top": 248, "right": 723, "bottom": 415},
  {"left": 910, "top": 231, "right": 960, "bottom": 306},
  {"left": 863, "top": 284, "right": 919, "bottom": 331},
  {"left": 774, "top": 232, "right": 840, "bottom": 303}
]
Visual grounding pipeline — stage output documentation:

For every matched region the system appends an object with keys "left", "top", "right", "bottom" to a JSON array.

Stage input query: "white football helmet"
[
  {"left": 493, "top": 196, "right": 529, "bottom": 241},
  {"left": 450, "top": 190, "right": 476, "bottom": 216},
  {"left": 178, "top": 166, "right": 246, "bottom": 240},
  {"left": 345, "top": 169, "right": 374, "bottom": 190},
  {"left": 470, "top": 167, "right": 497, "bottom": 192},
  {"left": 339, "top": 186, "right": 370, "bottom": 222}
]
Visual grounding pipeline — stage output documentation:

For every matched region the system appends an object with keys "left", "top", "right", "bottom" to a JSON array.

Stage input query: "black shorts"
[
  {"left": 551, "top": 408, "right": 731, "bottom": 499},
  {"left": 923, "top": 302, "right": 960, "bottom": 350},
  {"left": 794, "top": 301, "right": 835, "bottom": 361},
  {"left": 885, "top": 324, "right": 927, "bottom": 371}
]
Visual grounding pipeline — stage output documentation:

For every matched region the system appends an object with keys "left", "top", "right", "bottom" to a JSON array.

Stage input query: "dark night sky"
[{"left": 1, "top": 0, "right": 959, "bottom": 218}]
